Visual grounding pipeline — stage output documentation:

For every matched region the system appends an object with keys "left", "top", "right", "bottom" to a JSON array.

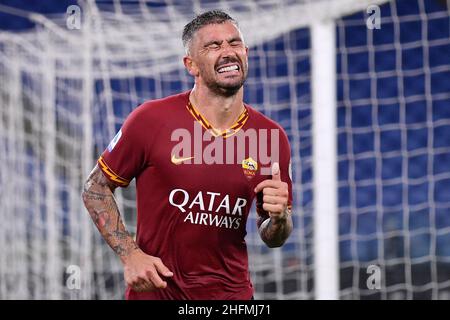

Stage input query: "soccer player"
[{"left": 82, "top": 10, "right": 293, "bottom": 300}]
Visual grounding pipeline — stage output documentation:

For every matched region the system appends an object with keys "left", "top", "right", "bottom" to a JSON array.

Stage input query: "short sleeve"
[{"left": 98, "top": 106, "right": 149, "bottom": 187}]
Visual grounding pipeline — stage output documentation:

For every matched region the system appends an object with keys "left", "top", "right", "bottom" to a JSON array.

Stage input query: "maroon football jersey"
[{"left": 98, "top": 91, "right": 293, "bottom": 300}]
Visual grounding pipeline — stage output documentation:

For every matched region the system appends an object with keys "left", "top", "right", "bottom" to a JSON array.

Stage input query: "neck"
[{"left": 189, "top": 85, "right": 245, "bottom": 131}]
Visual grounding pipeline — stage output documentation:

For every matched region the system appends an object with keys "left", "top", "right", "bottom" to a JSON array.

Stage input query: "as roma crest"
[{"left": 242, "top": 157, "right": 258, "bottom": 180}]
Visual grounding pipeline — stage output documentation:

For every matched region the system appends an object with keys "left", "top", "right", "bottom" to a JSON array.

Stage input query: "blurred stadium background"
[{"left": 0, "top": 0, "right": 449, "bottom": 300}]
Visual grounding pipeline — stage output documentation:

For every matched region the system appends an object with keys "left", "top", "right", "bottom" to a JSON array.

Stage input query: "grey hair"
[{"left": 182, "top": 10, "right": 238, "bottom": 54}]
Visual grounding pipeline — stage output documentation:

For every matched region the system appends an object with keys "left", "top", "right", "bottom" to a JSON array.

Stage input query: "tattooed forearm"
[
  {"left": 82, "top": 188, "right": 111, "bottom": 201},
  {"left": 82, "top": 165, "right": 139, "bottom": 259},
  {"left": 257, "top": 207, "right": 293, "bottom": 248}
]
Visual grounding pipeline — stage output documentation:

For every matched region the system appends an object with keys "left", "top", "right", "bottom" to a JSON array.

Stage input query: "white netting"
[{"left": 336, "top": 0, "right": 450, "bottom": 299}]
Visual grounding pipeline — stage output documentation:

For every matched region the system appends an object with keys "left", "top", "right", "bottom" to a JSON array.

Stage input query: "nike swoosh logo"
[{"left": 171, "top": 155, "right": 194, "bottom": 165}]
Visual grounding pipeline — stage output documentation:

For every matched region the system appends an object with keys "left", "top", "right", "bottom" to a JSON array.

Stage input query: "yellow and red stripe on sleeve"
[{"left": 97, "top": 156, "right": 130, "bottom": 187}]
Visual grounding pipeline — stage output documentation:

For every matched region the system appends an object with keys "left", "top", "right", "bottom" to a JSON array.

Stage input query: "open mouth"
[{"left": 216, "top": 64, "right": 240, "bottom": 74}]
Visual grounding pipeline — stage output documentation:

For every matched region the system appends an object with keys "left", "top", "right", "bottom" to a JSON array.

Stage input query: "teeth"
[{"left": 218, "top": 65, "right": 239, "bottom": 73}]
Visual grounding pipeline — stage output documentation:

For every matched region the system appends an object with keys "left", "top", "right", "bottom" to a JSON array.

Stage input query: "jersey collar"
[{"left": 186, "top": 100, "right": 249, "bottom": 138}]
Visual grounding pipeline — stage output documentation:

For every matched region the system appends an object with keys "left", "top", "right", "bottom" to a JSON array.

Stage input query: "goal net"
[
  {"left": 0, "top": 0, "right": 449, "bottom": 300},
  {"left": 336, "top": 0, "right": 450, "bottom": 299}
]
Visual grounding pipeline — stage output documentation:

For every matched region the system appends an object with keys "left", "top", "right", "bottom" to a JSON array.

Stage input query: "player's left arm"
[{"left": 254, "top": 162, "right": 293, "bottom": 248}]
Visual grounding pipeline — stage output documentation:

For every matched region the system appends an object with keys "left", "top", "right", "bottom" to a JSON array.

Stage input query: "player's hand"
[
  {"left": 121, "top": 249, "right": 173, "bottom": 292},
  {"left": 254, "top": 162, "right": 289, "bottom": 223}
]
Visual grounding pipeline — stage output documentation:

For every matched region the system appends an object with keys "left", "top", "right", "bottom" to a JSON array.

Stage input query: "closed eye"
[
  {"left": 205, "top": 41, "right": 222, "bottom": 50},
  {"left": 229, "top": 40, "right": 243, "bottom": 47}
]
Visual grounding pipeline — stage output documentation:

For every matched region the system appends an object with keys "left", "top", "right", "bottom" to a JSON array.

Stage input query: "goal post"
[{"left": 312, "top": 19, "right": 339, "bottom": 300}]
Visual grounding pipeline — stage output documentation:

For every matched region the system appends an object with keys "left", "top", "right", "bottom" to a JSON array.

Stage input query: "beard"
[
  {"left": 206, "top": 75, "right": 246, "bottom": 97},
  {"left": 201, "top": 60, "right": 248, "bottom": 97}
]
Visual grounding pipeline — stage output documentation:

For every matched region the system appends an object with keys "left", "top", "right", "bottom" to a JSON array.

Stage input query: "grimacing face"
[{"left": 185, "top": 21, "right": 249, "bottom": 96}]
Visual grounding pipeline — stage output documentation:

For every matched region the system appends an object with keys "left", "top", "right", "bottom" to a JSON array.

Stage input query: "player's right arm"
[{"left": 82, "top": 164, "right": 173, "bottom": 292}]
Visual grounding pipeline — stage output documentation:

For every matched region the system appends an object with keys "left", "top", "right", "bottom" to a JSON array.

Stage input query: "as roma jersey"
[{"left": 98, "top": 90, "right": 293, "bottom": 300}]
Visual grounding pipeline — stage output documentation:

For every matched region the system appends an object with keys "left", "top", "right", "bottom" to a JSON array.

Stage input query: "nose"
[{"left": 220, "top": 42, "right": 236, "bottom": 57}]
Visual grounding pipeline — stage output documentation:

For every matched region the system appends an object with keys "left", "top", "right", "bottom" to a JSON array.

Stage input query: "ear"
[{"left": 183, "top": 55, "right": 199, "bottom": 77}]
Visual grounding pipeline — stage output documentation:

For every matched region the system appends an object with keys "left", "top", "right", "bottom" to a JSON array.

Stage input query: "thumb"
[{"left": 271, "top": 162, "right": 281, "bottom": 181}]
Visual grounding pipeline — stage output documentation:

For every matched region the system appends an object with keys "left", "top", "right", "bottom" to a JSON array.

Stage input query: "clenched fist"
[
  {"left": 254, "top": 162, "right": 289, "bottom": 222},
  {"left": 122, "top": 249, "right": 173, "bottom": 292}
]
